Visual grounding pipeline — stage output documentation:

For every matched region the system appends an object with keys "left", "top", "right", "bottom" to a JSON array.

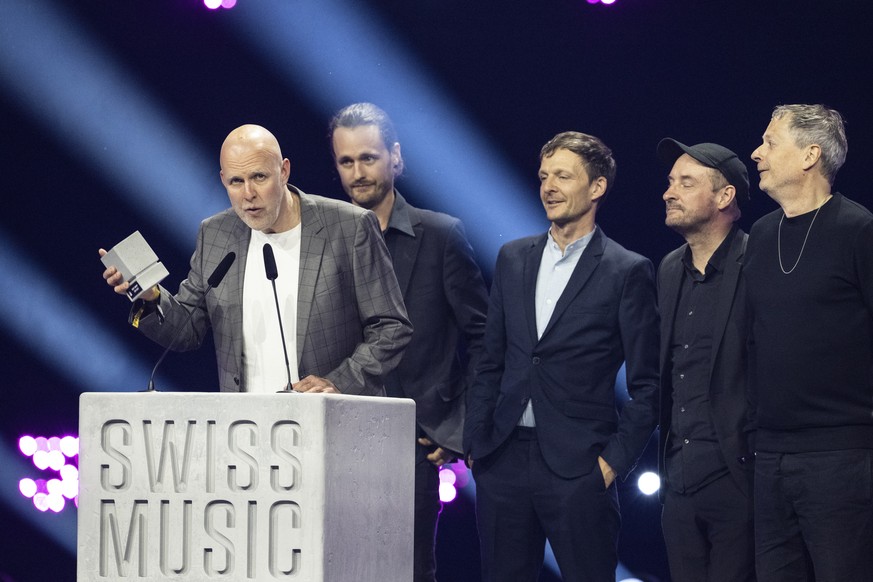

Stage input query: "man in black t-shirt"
[{"left": 746, "top": 104, "right": 873, "bottom": 580}]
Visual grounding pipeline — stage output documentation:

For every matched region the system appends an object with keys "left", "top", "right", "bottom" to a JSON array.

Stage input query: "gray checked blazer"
[{"left": 136, "top": 186, "right": 413, "bottom": 396}]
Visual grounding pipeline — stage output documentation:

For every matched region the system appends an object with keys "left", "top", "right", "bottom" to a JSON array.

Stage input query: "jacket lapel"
[
  {"left": 389, "top": 196, "right": 421, "bottom": 296},
  {"left": 658, "top": 247, "right": 685, "bottom": 369},
  {"left": 540, "top": 228, "right": 605, "bottom": 340},
  {"left": 709, "top": 229, "right": 746, "bottom": 379},
  {"left": 296, "top": 193, "right": 325, "bottom": 362},
  {"left": 220, "top": 214, "right": 251, "bottom": 388},
  {"left": 523, "top": 234, "right": 548, "bottom": 344}
]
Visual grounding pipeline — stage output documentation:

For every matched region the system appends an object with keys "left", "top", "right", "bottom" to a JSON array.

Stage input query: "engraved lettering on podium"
[{"left": 94, "top": 417, "right": 305, "bottom": 578}]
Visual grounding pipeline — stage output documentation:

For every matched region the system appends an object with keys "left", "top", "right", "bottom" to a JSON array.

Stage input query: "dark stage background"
[{"left": 2, "top": 0, "right": 872, "bottom": 580}]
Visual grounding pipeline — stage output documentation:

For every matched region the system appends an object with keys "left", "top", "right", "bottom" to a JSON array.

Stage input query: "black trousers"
[
  {"left": 661, "top": 472, "right": 755, "bottom": 582},
  {"left": 413, "top": 442, "right": 442, "bottom": 582},
  {"left": 473, "top": 427, "right": 620, "bottom": 582},
  {"left": 755, "top": 449, "right": 873, "bottom": 581}
]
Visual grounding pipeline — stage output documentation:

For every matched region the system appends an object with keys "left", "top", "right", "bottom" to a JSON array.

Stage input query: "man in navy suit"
[
  {"left": 329, "top": 103, "right": 489, "bottom": 582},
  {"left": 655, "top": 138, "right": 755, "bottom": 582},
  {"left": 464, "top": 131, "right": 660, "bottom": 581}
]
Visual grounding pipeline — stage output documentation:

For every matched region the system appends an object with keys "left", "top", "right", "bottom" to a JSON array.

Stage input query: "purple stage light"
[
  {"left": 19, "top": 478, "right": 37, "bottom": 498},
  {"left": 60, "top": 463, "right": 78, "bottom": 481},
  {"left": 18, "top": 432, "right": 79, "bottom": 512},
  {"left": 439, "top": 467, "right": 457, "bottom": 486},
  {"left": 48, "top": 495, "right": 66, "bottom": 513},
  {"left": 222, "top": 0, "right": 238, "bottom": 8},
  {"left": 60, "top": 436, "right": 78, "bottom": 457},
  {"left": 33, "top": 492, "right": 50, "bottom": 512},
  {"left": 204, "top": 0, "right": 222, "bottom": 9},
  {"left": 438, "top": 482, "right": 457, "bottom": 503},
  {"left": 437, "top": 467, "right": 456, "bottom": 502},
  {"left": 61, "top": 479, "right": 79, "bottom": 500},
  {"left": 48, "top": 450, "right": 65, "bottom": 471},
  {"left": 19, "top": 435, "right": 37, "bottom": 456},
  {"left": 32, "top": 450, "right": 50, "bottom": 470}
]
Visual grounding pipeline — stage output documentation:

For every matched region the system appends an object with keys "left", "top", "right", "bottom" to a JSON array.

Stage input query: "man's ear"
[
  {"left": 802, "top": 144, "right": 822, "bottom": 172},
  {"left": 590, "top": 176, "right": 608, "bottom": 203},
  {"left": 717, "top": 184, "right": 737, "bottom": 211},
  {"left": 391, "top": 142, "right": 402, "bottom": 175}
]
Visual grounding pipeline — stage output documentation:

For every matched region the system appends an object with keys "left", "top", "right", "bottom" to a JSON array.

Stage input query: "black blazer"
[
  {"left": 384, "top": 193, "right": 489, "bottom": 454},
  {"left": 657, "top": 227, "right": 754, "bottom": 501},
  {"left": 464, "top": 227, "right": 660, "bottom": 479}
]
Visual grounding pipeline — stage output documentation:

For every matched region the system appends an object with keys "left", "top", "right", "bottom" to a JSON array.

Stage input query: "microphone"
[
  {"left": 263, "top": 242, "right": 278, "bottom": 280},
  {"left": 262, "top": 243, "right": 294, "bottom": 392},
  {"left": 208, "top": 252, "right": 236, "bottom": 287},
  {"left": 145, "top": 252, "right": 236, "bottom": 392}
]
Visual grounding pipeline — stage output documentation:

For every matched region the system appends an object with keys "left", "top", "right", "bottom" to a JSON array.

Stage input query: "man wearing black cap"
[{"left": 655, "top": 139, "right": 755, "bottom": 582}]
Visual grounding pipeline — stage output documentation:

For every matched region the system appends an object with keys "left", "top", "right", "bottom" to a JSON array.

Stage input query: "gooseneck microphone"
[
  {"left": 262, "top": 243, "right": 295, "bottom": 392},
  {"left": 146, "top": 252, "right": 236, "bottom": 392}
]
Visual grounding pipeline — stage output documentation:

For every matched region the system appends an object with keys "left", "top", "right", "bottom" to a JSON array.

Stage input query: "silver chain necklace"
[{"left": 777, "top": 204, "right": 823, "bottom": 275}]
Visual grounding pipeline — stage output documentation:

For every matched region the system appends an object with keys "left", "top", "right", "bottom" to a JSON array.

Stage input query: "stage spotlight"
[
  {"left": 439, "top": 467, "right": 457, "bottom": 485},
  {"left": 438, "top": 465, "right": 459, "bottom": 502},
  {"left": 60, "top": 436, "right": 79, "bottom": 458},
  {"left": 18, "top": 433, "right": 79, "bottom": 513},
  {"left": 637, "top": 471, "right": 660, "bottom": 495},
  {"left": 204, "top": 0, "right": 236, "bottom": 10},
  {"left": 47, "top": 450, "right": 66, "bottom": 471},
  {"left": 19, "top": 478, "right": 37, "bottom": 498},
  {"left": 439, "top": 482, "right": 458, "bottom": 503},
  {"left": 32, "top": 450, "right": 51, "bottom": 471},
  {"left": 19, "top": 435, "right": 37, "bottom": 456}
]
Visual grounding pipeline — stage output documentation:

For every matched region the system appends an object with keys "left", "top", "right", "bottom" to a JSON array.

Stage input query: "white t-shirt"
[{"left": 242, "top": 226, "right": 301, "bottom": 393}]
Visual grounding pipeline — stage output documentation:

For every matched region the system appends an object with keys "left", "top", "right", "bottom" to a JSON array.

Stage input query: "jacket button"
[{"left": 532, "top": 356, "right": 541, "bottom": 364}]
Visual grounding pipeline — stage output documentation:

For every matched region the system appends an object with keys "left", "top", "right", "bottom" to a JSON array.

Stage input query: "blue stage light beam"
[
  {"left": 0, "top": 0, "right": 224, "bottom": 250},
  {"left": 0, "top": 232, "right": 179, "bottom": 393},
  {"left": 0, "top": 445, "right": 77, "bottom": 556},
  {"left": 231, "top": 0, "right": 544, "bottom": 266}
]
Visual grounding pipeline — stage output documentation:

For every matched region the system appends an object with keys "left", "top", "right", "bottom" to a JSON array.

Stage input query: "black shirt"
[{"left": 666, "top": 227, "right": 737, "bottom": 493}]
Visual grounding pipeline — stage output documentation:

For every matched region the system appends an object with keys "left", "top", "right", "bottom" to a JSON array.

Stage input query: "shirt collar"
[
  {"left": 385, "top": 190, "right": 415, "bottom": 238},
  {"left": 547, "top": 225, "right": 597, "bottom": 258},
  {"left": 681, "top": 224, "right": 737, "bottom": 275}
]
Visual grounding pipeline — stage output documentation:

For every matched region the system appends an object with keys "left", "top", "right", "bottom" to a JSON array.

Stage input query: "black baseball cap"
[{"left": 657, "top": 138, "right": 750, "bottom": 205}]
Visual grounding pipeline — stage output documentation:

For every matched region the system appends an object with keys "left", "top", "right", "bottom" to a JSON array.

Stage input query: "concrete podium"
[{"left": 77, "top": 392, "right": 415, "bottom": 581}]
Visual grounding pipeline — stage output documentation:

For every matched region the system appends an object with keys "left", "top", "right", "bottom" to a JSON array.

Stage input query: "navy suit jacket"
[
  {"left": 464, "top": 227, "right": 660, "bottom": 479},
  {"left": 383, "top": 192, "right": 488, "bottom": 454},
  {"left": 657, "top": 227, "right": 754, "bottom": 500}
]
